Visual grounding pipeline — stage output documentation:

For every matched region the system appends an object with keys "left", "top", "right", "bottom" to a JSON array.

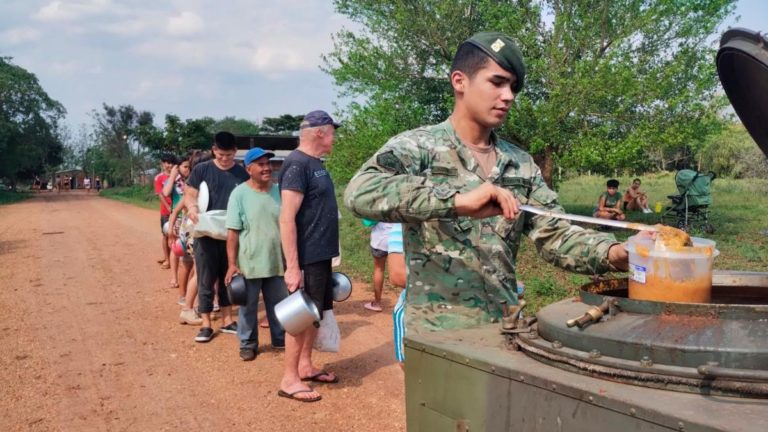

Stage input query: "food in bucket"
[
  {"left": 654, "top": 224, "right": 693, "bottom": 250},
  {"left": 626, "top": 234, "right": 718, "bottom": 303}
]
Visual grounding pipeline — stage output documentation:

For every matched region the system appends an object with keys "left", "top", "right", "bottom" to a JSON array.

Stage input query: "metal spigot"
[
  {"left": 566, "top": 300, "right": 611, "bottom": 328},
  {"left": 502, "top": 300, "right": 527, "bottom": 330}
]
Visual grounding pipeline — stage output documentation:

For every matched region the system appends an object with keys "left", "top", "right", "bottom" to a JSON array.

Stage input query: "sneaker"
[
  {"left": 239, "top": 348, "right": 257, "bottom": 361},
  {"left": 179, "top": 309, "right": 203, "bottom": 325},
  {"left": 271, "top": 344, "right": 285, "bottom": 351},
  {"left": 643, "top": 208, "right": 653, "bottom": 214},
  {"left": 220, "top": 322, "right": 238, "bottom": 334},
  {"left": 195, "top": 327, "right": 215, "bottom": 343},
  {"left": 177, "top": 297, "right": 186, "bottom": 306}
]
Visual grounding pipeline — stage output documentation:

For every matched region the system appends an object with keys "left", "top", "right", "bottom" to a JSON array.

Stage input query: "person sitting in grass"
[
  {"left": 593, "top": 179, "right": 625, "bottom": 221},
  {"left": 623, "top": 178, "right": 652, "bottom": 213}
]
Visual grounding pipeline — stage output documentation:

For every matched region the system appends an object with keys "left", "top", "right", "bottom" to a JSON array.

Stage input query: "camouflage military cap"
[{"left": 464, "top": 31, "right": 526, "bottom": 92}]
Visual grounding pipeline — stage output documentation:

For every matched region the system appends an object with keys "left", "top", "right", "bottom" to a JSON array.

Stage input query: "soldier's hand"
[
  {"left": 454, "top": 182, "right": 520, "bottom": 220},
  {"left": 607, "top": 243, "right": 629, "bottom": 271},
  {"left": 284, "top": 266, "right": 302, "bottom": 293}
]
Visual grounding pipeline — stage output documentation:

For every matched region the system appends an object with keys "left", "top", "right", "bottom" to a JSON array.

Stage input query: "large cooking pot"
[
  {"left": 274, "top": 289, "right": 320, "bottom": 335},
  {"left": 332, "top": 272, "right": 352, "bottom": 302},
  {"left": 226, "top": 273, "right": 247, "bottom": 306}
]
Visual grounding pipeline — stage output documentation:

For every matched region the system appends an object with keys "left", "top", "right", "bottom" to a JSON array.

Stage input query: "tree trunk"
[{"left": 532, "top": 146, "right": 555, "bottom": 188}]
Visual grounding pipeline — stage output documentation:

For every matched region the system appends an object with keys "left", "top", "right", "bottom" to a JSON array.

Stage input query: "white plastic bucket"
[{"left": 625, "top": 236, "right": 719, "bottom": 303}]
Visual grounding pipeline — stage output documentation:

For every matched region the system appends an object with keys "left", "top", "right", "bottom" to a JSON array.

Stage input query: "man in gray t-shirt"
[{"left": 278, "top": 110, "right": 340, "bottom": 403}]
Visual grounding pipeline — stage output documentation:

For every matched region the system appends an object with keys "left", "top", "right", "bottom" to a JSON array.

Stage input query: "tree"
[
  {"left": 0, "top": 57, "right": 66, "bottom": 189},
  {"left": 210, "top": 116, "right": 261, "bottom": 136},
  {"left": 323, "top": 0, "right": 734, "bottom": 184},
  {"left": 91, "top": 104, "right": 156, "bottom": 186},
  {"left": 260, "top": 114, "right": 303, "bottom": 135}
]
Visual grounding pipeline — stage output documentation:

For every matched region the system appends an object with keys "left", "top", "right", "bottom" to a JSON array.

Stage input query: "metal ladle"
[{"left": 519, "top": 204, "right": 658, "bottom": 233}]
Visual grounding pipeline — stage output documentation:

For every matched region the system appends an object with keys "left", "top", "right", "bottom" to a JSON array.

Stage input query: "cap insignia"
[{"left": 491, "top": 39, "right": 505, "bottom": 52}]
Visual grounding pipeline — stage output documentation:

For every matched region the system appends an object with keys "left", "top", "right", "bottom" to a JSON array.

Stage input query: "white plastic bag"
[
  {"left": 194, "top": 210, "right": 228, "bottom": 240},
  {"left": 313, "top": 309, "right": 340, "bottom": 352}
]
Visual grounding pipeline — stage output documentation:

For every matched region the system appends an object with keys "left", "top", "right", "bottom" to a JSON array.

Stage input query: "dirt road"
[{"left": 0, "top": 192, "right": 405, "bottom": 431}]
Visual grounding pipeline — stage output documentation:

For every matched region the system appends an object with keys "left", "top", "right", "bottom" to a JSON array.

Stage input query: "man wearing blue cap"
[
  {"left": 278, "top": 110, "right": 341, "bottom": 402},
  {"left": 225, "top": 147, "right": 287, "bottom": 361}
]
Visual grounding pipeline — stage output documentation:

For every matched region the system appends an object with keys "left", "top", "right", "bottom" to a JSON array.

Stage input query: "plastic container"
[{"left": 625, "top": 236, "right": 719, "bottom": 303}]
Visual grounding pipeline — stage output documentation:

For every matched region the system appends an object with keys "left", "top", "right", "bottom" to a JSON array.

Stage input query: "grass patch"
[
  {"left": 0, "top": 190, "right": 31, "bottom": 205},
  {"left": 100, "top": 185, "right": 159, "bottom": 210}
]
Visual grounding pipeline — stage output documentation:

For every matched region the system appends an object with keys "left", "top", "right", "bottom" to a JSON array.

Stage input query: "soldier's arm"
[
  {"left": 523, "top": 169, "right": 621, "bottom": 275},
  {"left": 344, "top": 137, "right": 458, "bottom": 222}
]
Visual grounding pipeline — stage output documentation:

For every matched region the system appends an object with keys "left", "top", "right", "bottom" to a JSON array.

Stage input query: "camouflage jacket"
[{"left": 344, "top": 120, "right": 620, "bottom": 330}]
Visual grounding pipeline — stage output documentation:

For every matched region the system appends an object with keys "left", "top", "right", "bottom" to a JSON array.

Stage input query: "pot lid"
[{"left": 716, "top": 28, "right": 768, "bottom": 157}]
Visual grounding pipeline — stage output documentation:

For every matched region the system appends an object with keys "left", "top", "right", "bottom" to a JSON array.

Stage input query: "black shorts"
[
  {"left": 370, "top": 246, "right": 388, "bottom": 258},
  {"left": 160, "top": 215, "right": 169, "bottom": 235},
  {"left": 302, "top": 259, "right": 334, "bottom": 320}
]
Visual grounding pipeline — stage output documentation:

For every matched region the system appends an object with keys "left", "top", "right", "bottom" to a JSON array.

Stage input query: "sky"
[{"left": 1, "top": 0, "right": 766, "bottom": 129}]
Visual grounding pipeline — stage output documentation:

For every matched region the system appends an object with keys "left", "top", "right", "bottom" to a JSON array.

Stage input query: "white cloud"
[
  {"left": 166, "top": 11, "right": 203, "bottom": 36},
  {"left": 1, "top": 27, "right": 41, "bottom": 45},
  {"left": 129, "top": 75, "right": 185, "bottom": 99},
  {"left": 132, "top": 39, "right": 210, "bottom": 67},
  {"left": 33, "top": 0, "right": 113, "bottom": 22}
]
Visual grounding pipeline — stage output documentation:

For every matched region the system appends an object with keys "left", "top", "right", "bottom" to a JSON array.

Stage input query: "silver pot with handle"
[
  {"left": 332, "top": 272, "right": 352, "bottom": 302},
  {"left": 274, "top": 289, "right": 320, "bottom": 336}
]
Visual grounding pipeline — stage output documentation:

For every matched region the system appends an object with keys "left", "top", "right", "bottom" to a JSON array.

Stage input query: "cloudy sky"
[{"left": 1, "top": 0, "right": 766, "bottom": 129}]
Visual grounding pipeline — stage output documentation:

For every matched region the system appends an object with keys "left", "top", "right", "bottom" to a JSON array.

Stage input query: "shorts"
[
  {"left": 160, "top": 215, "right": 169, "bottom": 234},
  {"left": 302, "top": 259, "right": 334, "bottom": 320},
  {"left": 393, "top": 288, "right": 407, "bottom": 363},
  {"left": 370, "top": 246, "right": 388, "bottom": 258}
]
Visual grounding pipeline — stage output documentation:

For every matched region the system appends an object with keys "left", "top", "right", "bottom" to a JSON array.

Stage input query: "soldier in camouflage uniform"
[{"left": 344, "top": 32, "right": 633, "bottom": 333}]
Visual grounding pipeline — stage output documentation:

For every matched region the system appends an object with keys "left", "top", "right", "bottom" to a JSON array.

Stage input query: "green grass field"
[
  {"left": 0, "top": 190, "right": 30, "bottom": 205},
  {"left": 103, "top": 176, "right": 768, "bottom": 312},
  {"left": 99, "top": 185, "right": 159, "bottom": 210}
]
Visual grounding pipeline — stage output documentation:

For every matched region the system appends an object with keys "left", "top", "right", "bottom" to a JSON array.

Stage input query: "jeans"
[{"left": 238, "top": 276, "right": 288, "bottom": 350}]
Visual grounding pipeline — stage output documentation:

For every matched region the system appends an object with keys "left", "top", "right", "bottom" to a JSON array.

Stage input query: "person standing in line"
[
  {"left": 185, "top": 132, "right": 249, "bottom": 343},
  {"left": 364, "top": 222, "right": 395, "bottom": 312},
  {"left": 155, "top": 153, "right": 176, "bottom": 269},
  {"left": 278, "top": 110, "right": 341, "bottom": 403},
  {"left": 225, "top": 148, "right": 288, "bottom": 361}
]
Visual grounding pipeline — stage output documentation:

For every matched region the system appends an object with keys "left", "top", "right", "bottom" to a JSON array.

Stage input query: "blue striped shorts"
[{"left": 393, "top": 288, "right": 407, "bottom": 362}]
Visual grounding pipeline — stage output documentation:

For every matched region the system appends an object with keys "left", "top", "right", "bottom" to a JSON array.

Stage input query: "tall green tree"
[
  {"left": 91, "top": 104, "right": 155, "bottom": 186},
  {"left": 0, "top": 57, "right": 66, "bottom": 189},
  {"left": 211, "top": 116, "right": 261, "bottom": 136},
  {"left": 323, "top": 0, "right": 734, "bottom": 184},
  {"left": 260, "top": 114, "right": 303, "bottom": 135}
]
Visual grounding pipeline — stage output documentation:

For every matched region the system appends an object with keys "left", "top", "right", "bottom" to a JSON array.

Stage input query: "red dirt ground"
[{"left": 0, "top": 191, "right": 405, "bottom": 431}]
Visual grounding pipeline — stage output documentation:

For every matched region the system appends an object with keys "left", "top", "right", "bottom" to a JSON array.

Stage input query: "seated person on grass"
[
  {"left": 623, "top": 178, "right": 652, "bottom": 213},
  {"left": 593, "top": 179, "right": 625, "bottom": 221}
]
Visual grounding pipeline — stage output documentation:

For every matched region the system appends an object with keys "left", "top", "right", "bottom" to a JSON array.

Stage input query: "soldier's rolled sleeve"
[{"left": 344, "top": 138, "right": 457, "bottom": 222}]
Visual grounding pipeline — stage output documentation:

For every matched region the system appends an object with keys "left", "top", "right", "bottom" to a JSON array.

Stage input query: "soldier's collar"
[{"left": 440, "top": 119, "right": 499, "bottom": 149}]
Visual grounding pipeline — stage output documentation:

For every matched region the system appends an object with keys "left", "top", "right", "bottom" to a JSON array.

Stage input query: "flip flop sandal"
[
  {"left": 277, "top": 389, "right": 322, "bottom": 403},
  {"left": 364, "top": 302, "right": 383, "bottom": 312},
  {"left": 301, "top": 370, "right": 339, "bottom": 384}
]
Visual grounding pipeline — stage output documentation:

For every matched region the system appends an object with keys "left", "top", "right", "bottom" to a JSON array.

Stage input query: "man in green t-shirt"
[{"left": 225, "top": 147, "right": 287, "bottom": 362}]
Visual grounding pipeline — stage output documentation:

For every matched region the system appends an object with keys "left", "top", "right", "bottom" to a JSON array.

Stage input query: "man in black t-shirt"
[
  {"left": 277, "top": 110, "right": 340, "bottom": 402},
  {"left": 185, "top": 132, "right": 249, "bottom": 343}
]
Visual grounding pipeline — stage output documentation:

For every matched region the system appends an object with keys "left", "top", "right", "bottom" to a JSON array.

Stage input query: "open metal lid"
[{"left": 717, "top": 28, "right": 768, "bottom": 157}]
